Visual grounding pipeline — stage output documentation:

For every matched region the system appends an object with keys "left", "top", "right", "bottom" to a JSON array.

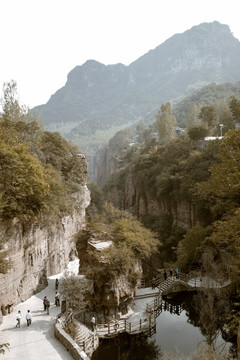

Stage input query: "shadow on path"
[{"left": 0, "top": 260, "right": 79, "bottom": 360}]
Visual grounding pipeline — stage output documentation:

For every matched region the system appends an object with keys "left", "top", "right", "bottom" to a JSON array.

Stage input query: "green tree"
[
  {"left": 198, "top": 105, "right": 218, "bottom": 134},
  {"left": 218, "top": 107, "right": 235, "bottom": 134},
  {"left": 0, "top": 141, "right": 50, "bottom": 219},
  {"left": 210, "top": 209, "right": 240, "bottom": 279},
  {"left": 188, "top": 124, "right": 209, "bottom": 141},
  {"left": 87, "top": 182, "right": 104, "bottom": 218},
  {"left": 155, "top": 103, "right": 177, "bottom": 144},
  {"left": 113, "top": 216, "right": 158, "bottom": 260},
  {"left": 177, "top": 225, "right": 212, "bottom": 271},
  {"left": 60, "top": 272, "right": 91, "bottom": 310},
  {"left": 40, "top": 131, "right": 87, "bottom": 190},
  {"left": 84, "top": 203, "right": 158, "bottom": 287},
  {"left": 229, "top": 96, "right": 240, "bottom": 123},
  {"left": 186, "top": 103, "right": 201, "bottom": 130},
  {"left": 194, "top": 128, "right": 240, "bottom": 203},
  {"left": 1, "top": 80, "right": 27, "bottom": 122}
]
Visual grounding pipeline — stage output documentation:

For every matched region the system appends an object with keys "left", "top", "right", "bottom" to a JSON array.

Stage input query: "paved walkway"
[
  {"left": 129, "top": 287, "right": 159, "bottom": 322},
  {"left": 0, "top": 261, "right": 79, "bottom": 360}
]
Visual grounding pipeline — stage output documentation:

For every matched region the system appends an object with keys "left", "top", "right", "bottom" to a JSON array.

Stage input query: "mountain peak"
[{"left": 33, "top": 21, "right": 240, "bottom": 156}]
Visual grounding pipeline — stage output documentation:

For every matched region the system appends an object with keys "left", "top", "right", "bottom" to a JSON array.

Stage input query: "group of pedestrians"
[
  {"left": 16, "top": 310, "right": 32, "bottom": 328},
  {"left": 151, "top": 267, "right": 180, "bottom": 288},
  {"left": 163, "top": 267, "right": 179, "bottom": 280},
  {"left": 15, "top": 277, "right": 61, "bottom": 328},
  {"left": 43, "top": 278, "right": 61, "bottom": 314}
]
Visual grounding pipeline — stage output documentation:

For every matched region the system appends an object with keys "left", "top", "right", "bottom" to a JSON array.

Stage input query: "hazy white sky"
[{"left": 1, "top": 0, "right": 240, "bottom": 109}]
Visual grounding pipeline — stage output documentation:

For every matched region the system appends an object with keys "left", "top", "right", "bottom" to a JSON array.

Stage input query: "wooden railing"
[
  {"left": 95, "top": 271, "right": 231, "bottom": 340},
  {"left": 144, "top": 271, "right": 231, "bottom": 293},
  {"left": 96, "top": 314, "right": 156, "bottom": 338},
  {"left": 146, "top": 294, "right": 162, "bottom": 313}
]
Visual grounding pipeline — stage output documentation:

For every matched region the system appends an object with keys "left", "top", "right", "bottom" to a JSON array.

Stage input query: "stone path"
[{"left": 0, "top": 261, "right": 79, "bottom": 360}]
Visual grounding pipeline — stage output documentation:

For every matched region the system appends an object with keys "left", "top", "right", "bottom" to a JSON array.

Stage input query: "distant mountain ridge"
[{"left": 33, "top": 21, "right": 240, "bottom": 154}]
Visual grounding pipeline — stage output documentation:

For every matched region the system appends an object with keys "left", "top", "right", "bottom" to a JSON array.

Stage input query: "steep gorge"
[{"left": 104, "top": 171, "right": 197, "bottom": 231}]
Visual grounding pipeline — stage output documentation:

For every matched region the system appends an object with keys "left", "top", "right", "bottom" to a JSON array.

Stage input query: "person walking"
[
  {"left": 91, "top": 315, "right": 96, "bottom": 331},
  {"left": 45, "top": 298, "right": 50, "bottom": 315},
  {"left": 43, "top": 296, "right": 47, "bottom": 311},
  {"left": 164, "top": 269, "right": 167, "bottom": 281},
  {"left": 55, "top": 278, "right": 59, "bottom": 290},
  {"left": 169, "top": 268, "right": 173, "bottom": 277},
  {"left": 16, "top": 310, "right": 21, "bottom": 328},
  {"left": 151, "top": 276, "right": 156, "bottom": 289},
  {"left": 26, "top": 310, "right": 32, "bottom": 326},
  {"left": 55, "top": 292, "right": 60, "bottom": 307}
]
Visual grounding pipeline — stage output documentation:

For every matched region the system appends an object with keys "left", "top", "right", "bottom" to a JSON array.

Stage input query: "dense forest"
[{"left": 88, "top": 91, "right": 240, "bottom": 355}]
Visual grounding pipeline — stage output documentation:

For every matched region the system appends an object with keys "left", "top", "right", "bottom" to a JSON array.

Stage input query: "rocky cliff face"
[
  {"left": 105, "top": 173, "right": 197, "bottom": 230},
  {"left": 0, "top": 185, "right": 90, "bottom": 312}
]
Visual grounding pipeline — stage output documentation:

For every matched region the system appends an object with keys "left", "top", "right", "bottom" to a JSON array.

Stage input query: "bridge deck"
[{"left": 95, "top": 272, "right": 230, "bottom": 339}]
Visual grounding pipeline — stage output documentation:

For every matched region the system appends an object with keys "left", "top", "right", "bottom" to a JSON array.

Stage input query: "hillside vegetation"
[
  {"left": 0, "top": 81, "right": 87, "bottom": 273},
  {"left": 0, "top": 81, "right": 87, "bottom": 222},
  {"left": 94, "top": 94, "right": 240, "bottom": 353},
  {"left": 33, "top": 22, "right": 240, "bottom": 155}
]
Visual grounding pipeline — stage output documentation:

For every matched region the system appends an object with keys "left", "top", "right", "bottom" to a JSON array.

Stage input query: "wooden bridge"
[
  {"left": 155, "top": 271, "right": 231, "bottom": 293},
  {"left": 96, "top": 313, "right": 156, "bottom": 339},
  {"left": 144, "top": 271, "right": 231, "bottom": 312},
  {"left": 79, "top": 271, "right": 231, "bottom": 344}
]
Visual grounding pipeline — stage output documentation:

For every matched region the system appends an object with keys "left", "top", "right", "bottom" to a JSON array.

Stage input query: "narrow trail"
[{"left": 0, "top": 261, "right": 79, "bottom": 360}]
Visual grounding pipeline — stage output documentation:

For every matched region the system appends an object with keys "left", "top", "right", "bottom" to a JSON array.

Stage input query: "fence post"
[
  {"left": 108, "top": 323, "right": 110, "bottom": 335},
  {"left": 124, "top": 319, "right": 126, "bottom": 331},
  {"left": 140, "top": 319, "right": 142, "bottom": 331}
]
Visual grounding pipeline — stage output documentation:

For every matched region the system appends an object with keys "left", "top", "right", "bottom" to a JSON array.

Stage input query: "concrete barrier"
[{"left": 54, "top": 321, "right": 90, "bottom": 360}]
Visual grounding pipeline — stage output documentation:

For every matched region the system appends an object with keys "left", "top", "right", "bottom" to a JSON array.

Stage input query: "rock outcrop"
[
  {"left": 0, "top": 185, "right": 90, "bottom": 313},
  {"left": 104, "top": 173, "right": 197, "bottom": 230}
]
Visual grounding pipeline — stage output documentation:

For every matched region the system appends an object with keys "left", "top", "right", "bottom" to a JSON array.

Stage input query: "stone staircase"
[
  {"left": 158, "top": 277, "right": 176, "bottom": 293},
  {"left": 75, "top": 323, "right": 92, "bottom": 344},
  {"left": 75, "top": 321, "right": 99, "bottom": 358}
]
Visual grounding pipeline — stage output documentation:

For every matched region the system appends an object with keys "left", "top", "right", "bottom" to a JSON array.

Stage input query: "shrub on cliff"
[
  {"left": 60, "top": 272, "right": 91, "bottom": 311},
  {"left": 0, "top": 81, "right": 87, "bottom": 221},
  {"left": 84, "top": 202, "right": 158, "bottom": 288}
]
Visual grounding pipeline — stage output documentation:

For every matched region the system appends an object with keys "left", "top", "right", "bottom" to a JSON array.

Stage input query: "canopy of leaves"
[
  {"left": 198, "top": 105, "right": 217, "bottom": 128},
  {"left": 176, "top": 225, "right": 212, "bottom": 271},
  {"left": 0, "top": 141, "right": 50, "bottom": 219},
  {"left": 155, "top": 102, "right": 177, "bottom": 144},
  {"left": 85, "top": 202, "right": 158, "bottom": 285},
  {"left": 0, "top": 81, "right": 88, "bottom": 222},
  {"left": 188, "top": 124, "right": 209, "bottom": 141},
  {"left": 60, "top": 272, "right": 91, "bottom": 310},
  {"left": 194, "top": 128, "right": 240, "bottom": 204},
  {"left": 210, "top": 209, "right": 240, "bottom": 279}
]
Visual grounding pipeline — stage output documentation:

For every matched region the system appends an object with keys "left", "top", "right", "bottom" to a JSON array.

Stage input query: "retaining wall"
[{"left": 54, "top": 321, "right": 90, "bottom": 360}]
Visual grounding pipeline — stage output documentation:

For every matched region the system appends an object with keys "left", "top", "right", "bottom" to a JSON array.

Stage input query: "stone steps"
[{"left": 75, "top": 323, "right": 92, "bottom": 345}]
